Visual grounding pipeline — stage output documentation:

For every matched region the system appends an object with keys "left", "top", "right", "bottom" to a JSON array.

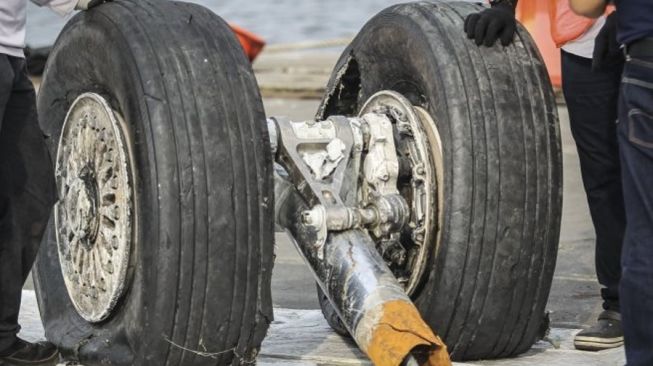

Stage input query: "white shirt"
[
  {"left": 561, "top": 15, "right": 607, "bottom": 60},
  {"left": 0, "top": 0, "right": 77, "bottom": 58}
]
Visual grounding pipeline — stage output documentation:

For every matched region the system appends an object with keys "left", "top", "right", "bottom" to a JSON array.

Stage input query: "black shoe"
[
  {"left": 0, "top": 338, "right": 59, "bottom": 365},
  {"left": 574, "top": 310, "right": 624, "bottom": 351}
]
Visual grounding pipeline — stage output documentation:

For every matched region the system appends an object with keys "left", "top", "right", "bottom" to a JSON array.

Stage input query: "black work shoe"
[
  {"left": 574, "top": 310, "right": 624, "bottom": 351},
  {"left": 0, "top": 338, "right": 59, "bottom": 365}
]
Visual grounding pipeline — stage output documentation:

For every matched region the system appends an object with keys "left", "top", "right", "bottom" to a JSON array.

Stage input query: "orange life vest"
[{"left": 548, "top": 0, "right": 614, "bottom": 48}]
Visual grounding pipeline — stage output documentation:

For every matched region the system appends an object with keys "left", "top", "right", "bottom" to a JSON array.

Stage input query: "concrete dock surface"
[
  {"left": 18, "top": 290, "right": 624, "bottom": 365},
  {"left": 21, "top": 47, "right": 626, "bottom": 365}
]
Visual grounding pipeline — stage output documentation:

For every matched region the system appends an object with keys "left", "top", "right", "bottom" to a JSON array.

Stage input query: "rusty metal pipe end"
[{"left": 358, "top": 299, "right": 450, "bottom": 366}]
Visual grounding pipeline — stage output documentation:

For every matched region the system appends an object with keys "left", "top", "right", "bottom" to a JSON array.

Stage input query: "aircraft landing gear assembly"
[{"left": 33, "top": 1, "right": 562, "bottom": 365}]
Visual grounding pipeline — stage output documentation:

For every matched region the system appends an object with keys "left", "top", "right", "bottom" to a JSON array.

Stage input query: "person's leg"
[
  {"left": 619, "top": 53, "right": 653, "bottom": 366},
  {"left": 561, "top": 50, "right": 626, "bottom": 348},
  {"left": 0, "top": 54, "right": 19, "bottom": 353},
  {"left": 0, "top": 56, "right": 55, "bottom": 354}
]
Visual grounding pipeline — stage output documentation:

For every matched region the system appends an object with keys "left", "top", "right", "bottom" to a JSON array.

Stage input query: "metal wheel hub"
[
  {"left": 65, "top": 169, "right": 100, "bottom": 247},
  {"left": 55, "top": 93, "right": 134, "bottom": 323},
  {"left": 359, "top": 91, "right": 444, "bottom": 295}
]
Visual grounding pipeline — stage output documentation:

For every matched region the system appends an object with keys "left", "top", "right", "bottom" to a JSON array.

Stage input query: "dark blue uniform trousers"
[
  {"left": 618, "top": 52, "right": 653, "bottom": 366},
  {"left": 562, "top": 50, "right": 625, "bottom": 312}
]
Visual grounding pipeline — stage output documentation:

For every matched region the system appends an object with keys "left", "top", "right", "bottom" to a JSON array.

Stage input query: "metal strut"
[{"left": 270, "top": 92, "right": 451, "bottom": 366}]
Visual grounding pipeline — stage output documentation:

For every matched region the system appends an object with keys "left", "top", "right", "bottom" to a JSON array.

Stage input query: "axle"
[{"left": 269, "top": 91, "right": 451, "bottom": 366}]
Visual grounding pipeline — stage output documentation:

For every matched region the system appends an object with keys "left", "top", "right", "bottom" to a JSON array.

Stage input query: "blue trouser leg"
[{"left": 618, "top": 55, "right": 653, "bottom": 366}]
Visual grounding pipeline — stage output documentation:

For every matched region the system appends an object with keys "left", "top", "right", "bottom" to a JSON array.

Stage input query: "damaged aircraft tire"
[
  {"left": 316, "top": 1, "right": 562, "bottom": 361},
  {"left": 33, "top": 1, "right": 274, "bottom": 365}
]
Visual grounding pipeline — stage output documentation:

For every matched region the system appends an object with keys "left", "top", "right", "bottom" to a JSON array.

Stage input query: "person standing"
[
  {"left": 0, "top": 1, "right": 109, "bottom": 365},
  {"left": 570, "top": 1, "right": 653, "bottom": 365},
  {"left": 464, "top": 0, "right": 626, "bottom": 351}
]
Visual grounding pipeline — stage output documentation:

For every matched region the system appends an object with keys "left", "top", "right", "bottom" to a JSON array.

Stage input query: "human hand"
[{"left": 464, "top": 1, "right": 518, "bottom": 47}]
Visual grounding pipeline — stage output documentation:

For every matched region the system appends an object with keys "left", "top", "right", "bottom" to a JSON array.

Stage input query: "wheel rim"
[
  {"left": 359, "top": 91, "right": 444, "bottom": 296},
  {"left": 54, "top": 93, "right": 134, "bottom": 323}
]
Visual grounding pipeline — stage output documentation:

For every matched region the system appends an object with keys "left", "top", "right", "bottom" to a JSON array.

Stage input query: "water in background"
[{"left": 27, "top": 0, "right": 424, "bottom": 48}]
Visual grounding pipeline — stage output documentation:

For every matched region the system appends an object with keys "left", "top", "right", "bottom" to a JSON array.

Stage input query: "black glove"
[
  {"left": 592, "top": 12, "right": 624, "bottom": 71},
  {"left": 464, "top": 1, "right": 518, "bottom": 47}
]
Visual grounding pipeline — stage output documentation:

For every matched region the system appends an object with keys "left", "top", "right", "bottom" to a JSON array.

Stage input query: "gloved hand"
[
  {"left": 464, "top": 1, "right": 518, "bottom": 47},
  {"left": 592, "top": 12, "right": 624, "bottom": 71},
  {"left": 76, "top": 0, "right": 112, "bottom": 10}
]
